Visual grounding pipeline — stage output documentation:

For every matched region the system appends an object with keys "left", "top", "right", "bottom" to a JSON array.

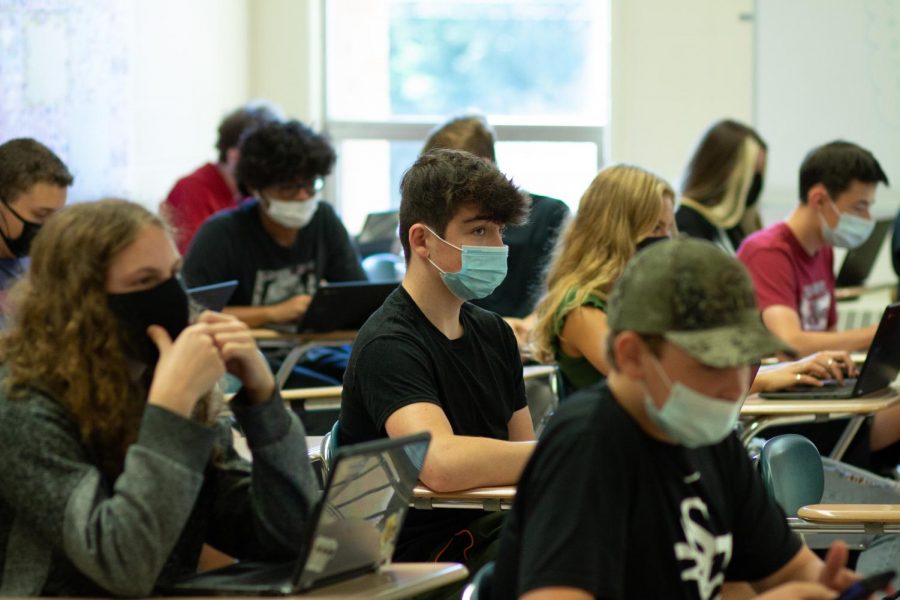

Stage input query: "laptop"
[
  {"left": 760, "top": 302, "right": 900, "bottom": 400},
  {"left": 834, "top": 218, "right": 892, "bottom": 288},
  {"left": 159, "top": 432, "right": 431, "bottom": 596},
  {"left": 356, "top": 210, "right": 400, "bottom": 258},
  {"left": 187, "top": 280, "right": 239, "bottom": 312},
  {"left": 297, "top": 281, "right": 397, "bottom": 333}
]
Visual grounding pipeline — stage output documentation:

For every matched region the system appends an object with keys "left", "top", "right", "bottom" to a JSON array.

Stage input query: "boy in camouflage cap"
[{"left": 491, "top": 238, "right": 860, "bottom": 599}]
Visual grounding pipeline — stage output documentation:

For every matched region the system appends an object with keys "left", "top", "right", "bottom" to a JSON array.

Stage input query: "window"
[{"left": 324, "top": 0, "right": 610, "bottom": 233}]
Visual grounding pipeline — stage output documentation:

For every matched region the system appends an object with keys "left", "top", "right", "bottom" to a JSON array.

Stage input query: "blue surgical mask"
[
  {"left": 642, "top": 354, "right": 745, "bottom": 448},
  {"left": 424, "top": 226, "right": 508, "bottom": 301},
  {"left": 820, "top": 200, "right": 875, "bottom": 249}
]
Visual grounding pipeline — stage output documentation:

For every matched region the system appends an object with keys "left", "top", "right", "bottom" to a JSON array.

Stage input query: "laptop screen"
[
  {"left": 855, "top": 302, "right": 900, "bottom": 397},
  {"left": 295, "top": 433, "right": 430, "bottom": 590}
]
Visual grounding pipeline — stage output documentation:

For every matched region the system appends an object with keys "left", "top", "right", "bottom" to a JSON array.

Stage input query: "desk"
[
  {"left": 794, "top": 504, "right": 900, "bottom": 536},
  {"left": 250, "top": 330, "right": 357, "bottom": 389},
  {"left": 411, "top": 484, "right": 515, "bottom": 512},
  {"left": 835, "top": 282, "right": 896, "bottom": 301},
  {"left": 739, "top": 388, "right": 900, "bottom": 460},
  {"left": 47, "top": 563, "right": 467, "bottom": 600}
]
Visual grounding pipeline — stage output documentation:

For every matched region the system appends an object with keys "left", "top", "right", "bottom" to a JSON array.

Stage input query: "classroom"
[{"left": 2, "top": 0, "right": 900, "bottom": 598}]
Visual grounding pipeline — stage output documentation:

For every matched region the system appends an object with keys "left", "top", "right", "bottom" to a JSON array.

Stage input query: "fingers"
[
  {"left": 795, "top": 374, "right": 824, "bottom": 387},
  {"left": 196, "top": 310, "right": 240, "bottom": 325},
  {"left": 821, "top": 540, "right": 850, "bottom": 589},
  {"left": 146, "top": 324, "right": 173, "bottom": 353}
]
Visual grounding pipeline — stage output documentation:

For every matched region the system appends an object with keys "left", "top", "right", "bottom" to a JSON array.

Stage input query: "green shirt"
[{"left": 552, "top": 289, "right": 607, "bottom": 391}]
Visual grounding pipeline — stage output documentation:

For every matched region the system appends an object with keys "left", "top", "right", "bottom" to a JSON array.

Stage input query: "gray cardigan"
[{"left": 0, "top": 377, "right": 320, "bottom": 597}]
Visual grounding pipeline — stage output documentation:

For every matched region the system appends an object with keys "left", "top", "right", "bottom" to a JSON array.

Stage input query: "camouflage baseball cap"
[{"left": 607, "top": 237, "right": 793, "bottom": 367}]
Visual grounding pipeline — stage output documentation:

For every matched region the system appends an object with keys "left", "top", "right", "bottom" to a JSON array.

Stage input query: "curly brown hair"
[{"left": 1, "top": 199, "right": 218, "bottom": 477}]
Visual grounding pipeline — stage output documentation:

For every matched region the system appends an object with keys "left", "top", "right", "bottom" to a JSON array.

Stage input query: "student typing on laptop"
[
  {"left": 183, "top": 120, "right": 366, "bottom": 330},
  {"left": 737, "top": 140, "right": 890, "bottom": 355},
  {"left": 0, "top": 200, "right": 319, "bottom": 596},
  {"left": 339, "top": 149, "right": 536, "bottom": 593}
]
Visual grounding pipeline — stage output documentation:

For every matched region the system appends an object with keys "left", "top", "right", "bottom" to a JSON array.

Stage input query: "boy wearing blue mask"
[
  {"left": 492, "top": 237, "right": 862, "bottom": 599},
  {"left": 339, "top": 149, "right": 535, "bottom": 580},
  {"left": 737, "top": 140, "right": 889, "bottom": 355}
]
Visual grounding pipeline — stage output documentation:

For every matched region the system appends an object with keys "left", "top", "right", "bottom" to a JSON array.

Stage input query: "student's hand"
[
  {"left": 198, "top": 311, "right": 276, "bottom": 403},
  {"left": 266, "top": 294, "right": 312, "bottom": 323},
  {"left": 147, "top": 323, "right": 226, "bottom": 417},
  {"left": 752, "top": 581, "right": 837, "bottom": 599},
  {"left": 754, "top": 351, "right": 857, "bottom": 393},
  {"left": 818, "top": 541, "right": 861, "bottom": 594}
]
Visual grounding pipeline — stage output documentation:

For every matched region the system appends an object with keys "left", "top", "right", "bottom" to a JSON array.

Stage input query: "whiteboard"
[{"left": 755, "top": 0, "right": 900, "bottom": 214}]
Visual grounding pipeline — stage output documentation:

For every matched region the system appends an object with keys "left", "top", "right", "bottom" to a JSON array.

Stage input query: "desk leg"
[
  {"left": 274, "top": 343, "right": 314, "bottom": 389},
  {"left": 828, "top": 415, "right": 866, "bottom": 461},
  {"left": 741, "top": 419, "right": 771, "bottom": 446}
]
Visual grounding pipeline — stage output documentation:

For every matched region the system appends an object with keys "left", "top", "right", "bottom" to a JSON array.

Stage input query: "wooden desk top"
[
  {"left": 39, "top": 563, "right": 467, "bottom": 600},
  {"left": 740, "top": 388, "right": 900, "bottom": 417},
  {"left": 798, "top": 504, "right": 900, "bottom": 524},
  {"left": 412, "top": 485, "right": 516, "bottom": 503},
  {"left": 835, "top": 282, "right": 896, "bottom": 301}
]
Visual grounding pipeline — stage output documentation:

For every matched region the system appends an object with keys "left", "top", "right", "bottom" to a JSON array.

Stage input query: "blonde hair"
[
  {"left": 680, "top": 136, "right": 763, "bottom": 230},
  {"left": 531, "top": 165, "right": 674, "bottom": 363},
  {"left": 1, "top": 199, "right": 219, "bottom": 477}
]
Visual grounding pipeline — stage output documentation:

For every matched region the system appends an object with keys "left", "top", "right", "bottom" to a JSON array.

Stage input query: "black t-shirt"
[
  {"left": 339, "top": 286, "right": 527, "bottom": 559},
  {"left": 493, "top": 382, "right": 801, "bottom": 600},
  {"left": 182, "top": 200, "right": 365, "bottom": 307},
  {"left": 676, "top": 204, "right": 745, "bottom": 250},
  {"left": 472, "top": 193, "right": 569, "bottom": 318}
]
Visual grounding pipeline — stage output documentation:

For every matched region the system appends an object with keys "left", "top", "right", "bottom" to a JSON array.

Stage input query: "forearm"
[
  {"left": 420, "top": 435, "right": 535, "bottom": 492},
  {"left": 778, "top": 325, "right": 876, "bottom": 355},
  {"left": 65, "top": 406, "right": 217, "bottom": 596},
  {"left": 232, "top": 391, "right": 321, "bottom": 553},
  {"left": 751, "top": 546, "right": 822, "bottom": 593},
  {"left": 224, "top": 305, "right": 277, "bottom": 328},
  {"left": 870, "top": 404, "right": 900, "bottom": 451}
]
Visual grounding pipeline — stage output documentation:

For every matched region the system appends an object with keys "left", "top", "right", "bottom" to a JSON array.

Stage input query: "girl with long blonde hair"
[
  {"left": 677, "top": 119, "right": 767, "bottom": 253},
  {"left": 0, "top": 199, "right": 318, "bottom": 596},
  {"left": 531, "top": 165, "right": 675, "bottom": 391}
]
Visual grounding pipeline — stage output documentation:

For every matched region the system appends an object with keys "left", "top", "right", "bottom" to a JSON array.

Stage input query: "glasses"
[{"left": 268, "top": 178, "right": 325, "bottom": 199}]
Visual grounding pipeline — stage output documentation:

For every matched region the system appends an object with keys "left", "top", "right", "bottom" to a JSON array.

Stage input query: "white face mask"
[
  {"left": 642, "top": 354, "right": 746, "bottom": 448},
  {"left": 819, "top": 200, "right": 875, "bottom": 249},
  {"left": 263, "top": 197, "right": 319, "bottom": 229}
]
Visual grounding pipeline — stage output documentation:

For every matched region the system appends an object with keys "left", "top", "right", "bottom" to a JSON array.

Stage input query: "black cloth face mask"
[
  {"left": 107, "top": 276, "right": 190, "bottom": 366},
  {"left": 745, "top": 172, "right": 764, "bottom": 208},
  {"left": 0, "top": 200, "right": 42, "bottom": 258}
]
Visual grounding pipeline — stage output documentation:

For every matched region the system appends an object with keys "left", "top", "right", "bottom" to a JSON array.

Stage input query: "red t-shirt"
[
  {"left": 737, "top": 222, "right": 836, "bottom": 331},
  {"left": 161, "top": 163, "right": 239, "bottom": 253}
]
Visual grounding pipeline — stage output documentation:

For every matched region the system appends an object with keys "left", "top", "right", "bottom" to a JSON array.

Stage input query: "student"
[
  {"left": 737, "top": 141, "right": 889, "bottom": 354},
  {"left": 530, "top": 164, "right": 676, "bottom": 392},
  {"left": 0, "top": 138, "right": 72, "bottom": 290},
  {"left": 339, "top": 149, "right": 535, "bottom": 574},
  {"left": 182, "top": 120, "right": 365, "bottom": 329},
  {"left": 160, "top": 102, "right": 281, "bottom": 253},
  {"left": 492, "top": 237, "right": 861, "bottom": 600},
  {"left": 0, "top": 200, "right": 318, "bottom": 596},
  {"left": 421, "top": 115, "right": 570, "bottom": 322},
  {"left": 676, "top": 119, "right": 767, "bottom": 253}
]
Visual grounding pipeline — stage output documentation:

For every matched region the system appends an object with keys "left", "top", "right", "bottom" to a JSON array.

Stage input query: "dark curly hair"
[
  {"left": 398, "top": 149, "right": 529, "bottom": 262},
  {"left": 236, "top": 120, "right": 336, "bottom": 195}
]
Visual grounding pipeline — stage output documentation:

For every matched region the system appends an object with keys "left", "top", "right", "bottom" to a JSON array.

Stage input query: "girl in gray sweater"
[{"left": 0, "top": 199, "right": 319, "bottom": 596}]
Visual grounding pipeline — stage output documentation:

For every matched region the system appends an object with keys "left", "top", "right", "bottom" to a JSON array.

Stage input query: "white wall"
[
  {"left": 609, "top": 0, "right": 754, "bottom": 188},
  {"left": 126, "top": 0, "right": 250, "bottom": 208}
]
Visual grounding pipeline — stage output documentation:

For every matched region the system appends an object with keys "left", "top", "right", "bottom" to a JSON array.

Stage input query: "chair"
[
  {"left": 461, "top": 561, "right": 494, "bottom": 600},
  {"left": 757, "top": 434, "right": 825, "bottom": 516},
  {"left": 361, "top": 252, "right": 406, "bottom": 282},
  {"left": 319, "top": 419, "right": 341, "bottom": 480}
]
